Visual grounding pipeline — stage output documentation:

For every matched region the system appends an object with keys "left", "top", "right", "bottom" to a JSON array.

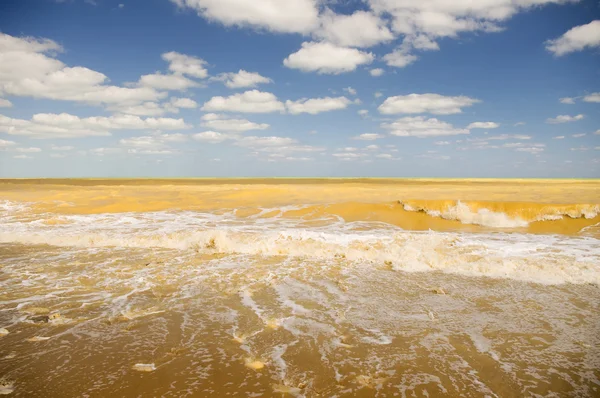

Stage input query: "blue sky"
[{"left": 0, "top": 0, "right": 599, "bottom": 178}]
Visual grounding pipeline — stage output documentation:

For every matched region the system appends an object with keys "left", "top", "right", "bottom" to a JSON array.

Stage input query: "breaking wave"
[
  {"left": 1, "top": 203, "right": 599, "bottom": 285},
  {"left": 400, "top": 200, "right": 600, "bottom": 228}
]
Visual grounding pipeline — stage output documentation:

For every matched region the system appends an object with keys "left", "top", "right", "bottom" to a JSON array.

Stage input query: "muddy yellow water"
[{"left": 0, "top": 179, "right": 599, "bottom": 397}]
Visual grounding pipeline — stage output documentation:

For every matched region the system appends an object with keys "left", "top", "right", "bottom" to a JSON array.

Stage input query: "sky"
[{"left": 0, "top": 0, "right": 599, "bottom": 178}]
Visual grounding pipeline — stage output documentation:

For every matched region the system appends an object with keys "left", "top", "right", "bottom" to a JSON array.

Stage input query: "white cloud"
[
  {"left": 213, "top": 70, "right": 272, "bottom": 89},
  {"left": 333, "top": 152, "right": 367, "bottom": 161},
  {"left": 410, "top": 35, "right": 440, "bottom": 50},
  {"left": 0, "top": 138, "right": 16, "bottom": 147},
  {"left": 202, "top": 90, "right": 285, "bottom": 113},
  {"left": 171, "top": 0, "right": 319, "bottom": 33},
  {"left": 0, "top": 98, "right": 12, "bottom": 107},
  {"left": 109, "top": 102, "right": 171, "bottom": 117},
  {"left": 343, "top": 87, "right": 357, "bottom": 96},
  {"left": 118, "top": 134, "right": 185, "bottom": 155},
  {"left": 0, "top": 33, "right": 164, "bottom": 107},
  {"left": 285, "top": 96, "right": 352, "bottom": 115},
  {"left": 353, "top": 133, "right": 383, "bottom": 141},
  {"left": 370, "top": 68, "right": 385, "bottom": 77},
  {"left": 376, "top": 153, "right": 393, "bottom": 159},
  {"left": 193, "top": 131, "right": 231, "bottom": 143},
  {"left": 366, "top": 145, "right": 379, "bottom": 150},
  {"left": 14, "top": 147, "right": 42, "bottom": 153},
  {"left": 162, "top": 51, "right": 208, "bottom": 79},
  {"left": 546, "top": 114, "right": 584, "bottom": 124},
  {"left": 170, "top": 97, "right": 198, "bottom": 108},
  {"left": 382, "top": 49, "right": 418, "bottom": 68},
  {"left": 283, "top": 41, "right": 374, "bottom": 74},
  {"left": 514, "top": 122, "right": 526, "bottom": 126},
  {"left": 236, "top": 135, "right": 297, "bottom": 147},
  {"left": 382, "top": 116, "right": 469, "bottom": 137},
  {"left": 515, "top": 147, "right": 545, "bottom": 154},
  {"left": 200, "top": 113, "right": 269, "bottom": 131},
  {"left": 50, "top": 153, "right": 66, "bottom": 158},
  {"left": 486, "top": 134, "right": 531, "bottom": 140},
  {"left": 379, "top": 93, "right": 480, "bottom": 115},
  {"left": 583, "top": 92, "right": 600, "bottom": 103},
  {"left": 595, "top": 130, "right": 600, "bottom": 135},
  {"left": 13, "top": 154, "right": 32, "bottom": 159},
  {"left": 572, "top": 133, "right": 586, "bottom": 138},
  {"left": 553, "top": 136, "right": 565, "bottom": 139},
  {"left": 434, "top": 141, "right": 450, "bottom": 145},
  {"left": 358, "top": 109, "right": 369, "bottom": 117},
  {"left": 51, "top": 145, "right": 74, "bottom": 151},
  {"left": 137, "top": 72, "right": 199, "bottom": 91},
  {"left": 560, "top": 97, "right": 576, "bottom": 104},
  {"left": 374, "top": 91, "right": 383, "bottom": 98},
  {"left": 467, "top": 122, "right": 499, "bottom": 129},
  {"left": 0, "top": 113, "right": 190, "bottom": 139},
  {"left": 236, "top": 135, "right": 324, "bottom": 155},
  {"left": 315, "top": 10, "right": 394, "bottom": 48},
  {"left": 369, "top": 0, "right": 568, "bottom": 38},
  {"left": 545, "top": 20, "right": 600, "bottom": 56}
]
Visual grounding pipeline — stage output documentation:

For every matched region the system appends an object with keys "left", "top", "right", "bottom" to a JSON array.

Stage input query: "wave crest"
[{"left": 400, "top": 200, "right": 600, "bottom": 228}]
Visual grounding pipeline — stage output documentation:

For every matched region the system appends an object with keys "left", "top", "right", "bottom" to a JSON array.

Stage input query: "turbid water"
[{"left": 0, "top": 179, "right": 599, "bottom": 397}]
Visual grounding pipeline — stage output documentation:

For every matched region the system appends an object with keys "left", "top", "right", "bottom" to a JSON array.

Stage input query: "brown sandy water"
[{"left": 0, "top": 179, "right": 599, "bottom": 397}]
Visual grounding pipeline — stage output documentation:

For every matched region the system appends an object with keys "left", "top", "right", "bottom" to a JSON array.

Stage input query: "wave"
[
  {"left": 1, "top": 206, "right": 599, "bottom": 285},
  {"left": 399, "top": 200, "right": 600, "bottom": 228}
]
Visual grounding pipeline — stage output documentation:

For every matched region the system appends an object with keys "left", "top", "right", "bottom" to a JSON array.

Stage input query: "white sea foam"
[
  {"left": 401, "top": 200, "right": 600, "bottom": 228},
  {"left": 1, "top": 203, "right": 599, "bottom": 285}
]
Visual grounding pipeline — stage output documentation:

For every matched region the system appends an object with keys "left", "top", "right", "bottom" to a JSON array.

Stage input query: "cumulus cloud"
[
  {"left": 118, "top": 133, "right": 187, "bottom": 154},
  {"left": 545, "top": 20, "right": 600, "bottom": 56},
  {"left": 382, "top": 49, "right": 418, "bottom": 68},
  {"left": 137, "top": 72, "right": 199, "bottom": 91},
  {"left": 0, "top": 113, "right": 190, "bottom": 139},
  {"left": 162, "top": 51, "right": 208, "bottom": 79},
  {"left": 560, "top": 97, "right": 576, "bottom": 104},
  {"left": 0, "top": 98, "right": 12, "bottom": 107},
  {"left": 202, "top": 90, "right": 285, "bottom": 113},
  {"left": 14, "top": 147, "right": 42, "bottom": 153},
  {"left": 378, "top": 93, "right": 480, "bottom": 115},
  {"left": 358, "top": 109, "right": 369, "bottom": 117},
  {"left": 200, "top": 113, "right": 269, "bottom": 131},
  {"left": 546, "top": 114, "right": 584, "bottom": 124},
  {"left": 382, "top": 116, "right": 469, "bottom": 137},
  {"left": 283, "top": 41, "right": 374, "bottom": 74},
  {"left": 583, "top": 92, "right": 600, "bottom": 103},
  {"left": 343, "top": 87, "right": 357, "bottom": 96},
  {"left": 170, "top": 0, "right": 319, "bottom": 34},
  {"left": 553, "top": 135, "right": 565, "bottom": 139},
  {"left": 572, "top": 133, "right": 586, "bottom": 138},
  {"left": 170, "top": 97, "right": 198, "bottom": 108},
  {"left": 285, "top": 96, "right": 352, "bottom": 115},
  {"left": 236, "top": 135, "right": 325, "bottom": 156},
  {"left": 467, "top": 122, "right": 499, "bottom": 129},
  {"left": 193, "top": 131, "right": 233, "bottom": 143},
  {"left": 314, "top": 10, "right": 393, "bottom": 48},
  {"left": 370, "top": 68, "right": 385, "bottom": 77},
  {"left": 332, "top": 152, "right": 368, "bottom": 161},
  {"left": 368, "top": 0, "right": 568, "bottom": 38},
  {"left": 353, "top": 133, "right": 383, "bottom": 141},
  {"left": 0, "top": 138, "right": 16, "bottom": 148},
  {"left": 0, "top": 33, "right": 164, "bottom": 107},
  {"left": 51, "top": 145, "right": 74, "bottom": 151},
  {"left": 213, "top": 70, "right": 273, "bottom": 89},
  {"left": 485, "top": 134, "right": 531, "bottom": 140}
]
